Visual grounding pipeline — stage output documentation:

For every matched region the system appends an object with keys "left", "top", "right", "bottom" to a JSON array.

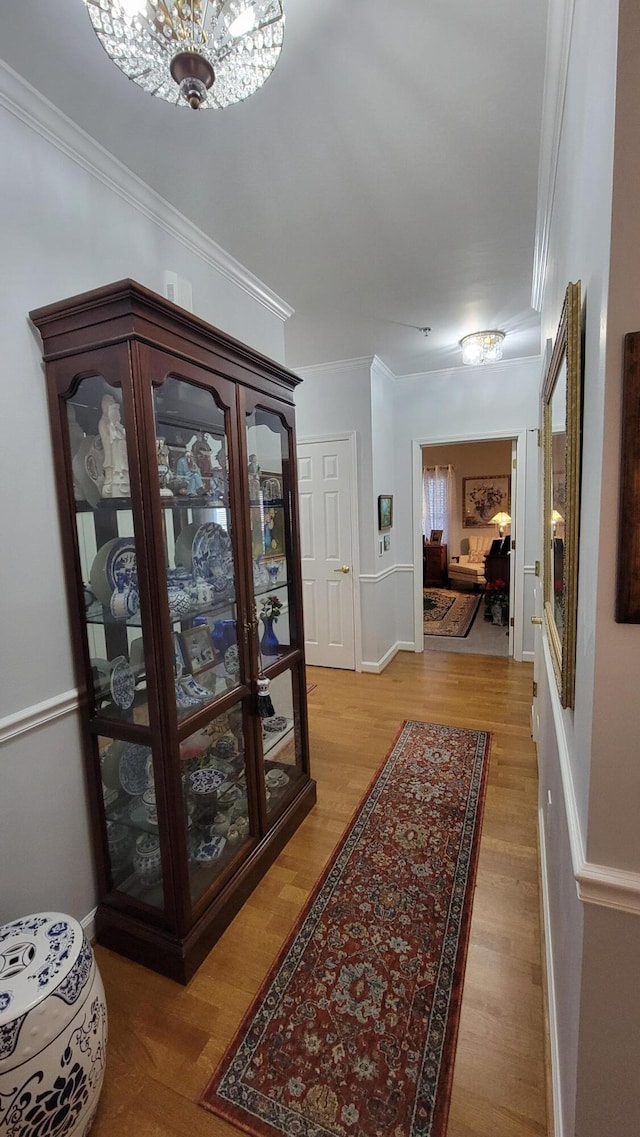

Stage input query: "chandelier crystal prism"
[
  {"left": 83, "top": 0, "right": 285, "bottom": 110},
  {"left": 459, "top": 329, "right": 506, "bottom": 366}
]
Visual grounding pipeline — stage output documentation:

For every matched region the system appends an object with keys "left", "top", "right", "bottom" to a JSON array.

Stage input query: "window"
[{"left": 422, "top": 465, "right": 454, "bottom": 545}]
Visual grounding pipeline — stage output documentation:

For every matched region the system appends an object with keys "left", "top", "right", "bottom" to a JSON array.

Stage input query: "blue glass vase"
[{"left": 260, "top": 616, "right": 280, "bottom": 656}]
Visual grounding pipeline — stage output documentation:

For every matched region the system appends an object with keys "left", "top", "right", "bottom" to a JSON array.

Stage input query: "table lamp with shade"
[{"left": 490, "top": 511, "right": 511, "bottom": 538}]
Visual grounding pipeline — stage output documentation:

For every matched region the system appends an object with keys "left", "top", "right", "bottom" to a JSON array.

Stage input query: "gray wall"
[
  {"left": 536, "top": 0, "right": 640, "bottom": 1133},
  {"left": 0, "top": 74, "right": 288, "bottom": 927}
]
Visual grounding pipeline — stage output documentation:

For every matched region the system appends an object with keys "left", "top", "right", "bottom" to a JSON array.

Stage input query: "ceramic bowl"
[
  {"left": 235, "top": 815, "right": 250, "bottom": 838},
  {"left": 218, "top": 783, "right": 242, "bottom": 809},
  {"left": 110, "top": 583, "right": 140, "bottom": 620},
  {"left": 265, "top": 768, "right": 290, "bottom": 789},
  {"left": 214, "top": 735, "right": 235, "bottom": 759},
  {"left": 211, "top": 812, "right": 230, "bottom": 836},
  {"left": 264, "top": 715, "right": 288, "bottom": 734},
  {"left": 106, "top": 820, "right": 133, "bottom": 869},
  {"left": 167, "top": 586, "right": 192, "bottom": 619},
  {"left": 132, "top": 834, "right": 162, "bottom": 888},
  {"left": 141, "top": 786, "right": 158, "bottom": 826},
  {"left": 191, "top": 835, "right": 226, "bottom": 864}
]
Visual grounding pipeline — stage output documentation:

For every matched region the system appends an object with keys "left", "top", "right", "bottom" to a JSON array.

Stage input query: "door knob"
[
  {"left": 531, "top": 616, "right": 542, "bottom": 625},
  {"left": 333, "top": 565, "right": 350, "bottom": 574}
]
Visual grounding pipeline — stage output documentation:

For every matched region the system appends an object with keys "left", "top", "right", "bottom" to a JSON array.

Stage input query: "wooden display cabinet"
[
  {"left": 423, "top": 542, "right": 448, "bottom": 587},
  {"left": 31, "top": 280, "right": 316, "bottom": 983}
]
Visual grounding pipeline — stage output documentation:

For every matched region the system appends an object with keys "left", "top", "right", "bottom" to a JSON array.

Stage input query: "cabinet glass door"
[
  {"left": 68, "top": 375, "right": 148, "bottom": 726},
  {"left": 245, "top": 405, "right": 307, "bottom": 812},
  {"left": 261, "top": 669, "right": 307, "bottom": 816},
  {"left": 245, "top": 407, "right": 299, "bottom": 660},
  {"left": 98, "top": 733, "right": 165, "bottom": 909},
  {"left": 153, "top": 375, "right": 244, "bottom": 720}
]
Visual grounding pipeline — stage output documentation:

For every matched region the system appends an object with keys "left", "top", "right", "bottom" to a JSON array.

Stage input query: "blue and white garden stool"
[{"left": 0, "top": 912, "right": 107, "bottom": 1137}]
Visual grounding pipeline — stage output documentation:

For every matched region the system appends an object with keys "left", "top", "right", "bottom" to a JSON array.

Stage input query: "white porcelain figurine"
[{"left": 98, "top": 393, "right": 130, "bottom": 498}]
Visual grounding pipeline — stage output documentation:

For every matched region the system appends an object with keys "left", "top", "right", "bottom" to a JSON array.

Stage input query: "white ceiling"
[{"left": 0, "top": 0, "right": 548, "bottom": 374}]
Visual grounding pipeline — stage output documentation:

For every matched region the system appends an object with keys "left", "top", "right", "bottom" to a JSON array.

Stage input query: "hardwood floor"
[{"left": 92, "top": 648, "right": 547, "bottom": 1137}]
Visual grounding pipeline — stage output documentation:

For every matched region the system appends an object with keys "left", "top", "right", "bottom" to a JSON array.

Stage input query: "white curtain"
[{"left": 422, "top": 465, "right": 455, "bottom": 546}]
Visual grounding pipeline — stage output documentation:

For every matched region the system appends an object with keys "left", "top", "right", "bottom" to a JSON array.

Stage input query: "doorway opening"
[{"left": 414, "top": 432, "right": 525, "bottom": 661}]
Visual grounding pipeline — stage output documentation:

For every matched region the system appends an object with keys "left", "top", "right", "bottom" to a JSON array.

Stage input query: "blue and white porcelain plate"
[
  {"left": 119, "top": 743, "right": 151, "bottom": 795},
  {"left": 223, "top": 644, "right": 240, "bottom": 678},
  {"left": 110, "top": 657, "right": 135, "bottom": 709},
  {"left": 189, "top": 768, "right": 227, "bottom": 795},
  {"left": 90, "top": 536, "right": 137, "bottom": 606},
  {"left": 105, "top": 538, "right": 137, "bottom": 592},
  {"left": 191, "top": 522, "right": 234, "bottom": 583}
]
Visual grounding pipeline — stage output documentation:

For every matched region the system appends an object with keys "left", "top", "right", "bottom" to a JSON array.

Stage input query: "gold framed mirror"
[{"left": 542, "top": 281, "right": 581, "bottom": 708}]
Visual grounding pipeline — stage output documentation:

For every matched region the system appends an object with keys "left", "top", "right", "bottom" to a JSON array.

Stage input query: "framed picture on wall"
[
  {"left": 462, "top": 475, "right": 510, "bottom": 528},
  {"left": 616, "top": 330, "right": 640, "bottom": 621},
  {"left": 180, "top": 624, "right": 215, "bottom": 675},
  {"left": 378, "top": 494, "right": 393, "bottom": 530}
]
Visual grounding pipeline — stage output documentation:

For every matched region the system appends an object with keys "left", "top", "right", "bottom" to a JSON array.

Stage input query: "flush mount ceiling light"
[
  {"left": 459, "top": 329, "right": 506, "bottom": 366},
  {"left": 83, "top": 0, "right": 285, "bottom": 110}
]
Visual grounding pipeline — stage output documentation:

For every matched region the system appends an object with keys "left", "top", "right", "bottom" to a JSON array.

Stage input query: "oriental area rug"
[
  {"left": 200, "top": 720, "right": 491, "bottom": 1137},
  {"left": 423, "top": 588, "right": 480, "bottom": 638}
]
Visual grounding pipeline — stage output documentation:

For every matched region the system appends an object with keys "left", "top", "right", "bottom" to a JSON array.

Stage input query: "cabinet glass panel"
[
  {"left": 246, "top": 407, "right": 297, "bottom": 658},
  {"left": 98, "top": 734, "right": 164, "bottom": 909},
  {"left": 68, "top": 376, "right": 148, "bottom": 726},
  {"left": 153, "top": 377, "right": 242, "bottom": 718},
  {"left": 180, "top": 703, "right": 252, "bottom": 905},
  {"left": 261, "top": 670, "right": 305, "bottom": 816}
]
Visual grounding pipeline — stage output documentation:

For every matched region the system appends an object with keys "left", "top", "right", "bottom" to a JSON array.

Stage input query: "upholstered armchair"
[{"left": 448, "top": 536, "right": 493, "bottom": 590}]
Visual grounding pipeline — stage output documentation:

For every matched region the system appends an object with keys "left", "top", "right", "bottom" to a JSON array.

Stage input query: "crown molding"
[
  {"left": 370, "top": 355, "right": 396, "bottom": 382},
  {"left": 0, "top": 60, "right": 293, "bottom": 322},
  {"left": 531, "top": 0, "right": 576, "bottom": 311},
  {"left": 297, "top": 356, "right": 375, "bottom": 377},
  {"left": 396, "top": 354, "right": 543, "bottom": 382}
]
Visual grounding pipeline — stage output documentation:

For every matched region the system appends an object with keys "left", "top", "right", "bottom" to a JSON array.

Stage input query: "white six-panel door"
[{"left": 297, "top": 439, "right": 356, "bottom": 669}]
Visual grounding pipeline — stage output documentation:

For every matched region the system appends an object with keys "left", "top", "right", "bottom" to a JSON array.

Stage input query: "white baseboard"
[
  {"left": 82, "top": 908, "right": 97, "bottom": 945},
  {"left": 361, "top": 641, "right": 413, "bottom": 673},
  {"left": 538, "top": 806, "right": 565, "bottom": 1137}
]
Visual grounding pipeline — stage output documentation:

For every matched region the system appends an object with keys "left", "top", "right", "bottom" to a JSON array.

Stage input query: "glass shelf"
[{"left": 85, "top": 591, "right": 238, "bottom": 627}]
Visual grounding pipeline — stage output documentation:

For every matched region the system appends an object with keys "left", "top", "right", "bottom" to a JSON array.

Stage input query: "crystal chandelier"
[
  {"left": 83, "top": 0, "right": 285, "bottom": 110},
  {"left": 459, "top": 330, "right": 506, "bottom": 366}
]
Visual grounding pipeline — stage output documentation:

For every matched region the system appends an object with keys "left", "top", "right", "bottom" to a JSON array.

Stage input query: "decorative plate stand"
[{"left": 0, "top": 912, "right": 107, "bottom": 1137}]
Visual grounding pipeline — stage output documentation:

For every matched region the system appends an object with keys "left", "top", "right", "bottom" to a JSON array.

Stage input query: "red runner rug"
[{"left": 200, "top": 720, "right": 491, "bottom": 1137}]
